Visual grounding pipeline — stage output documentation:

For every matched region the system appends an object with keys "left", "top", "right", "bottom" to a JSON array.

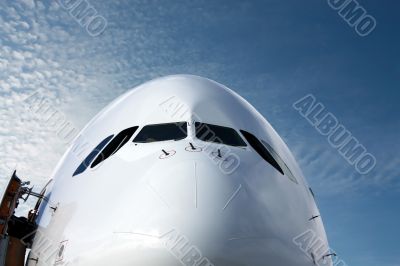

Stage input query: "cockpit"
[{"left": 72, "top": 121, "right": 298, "bottom": 184}]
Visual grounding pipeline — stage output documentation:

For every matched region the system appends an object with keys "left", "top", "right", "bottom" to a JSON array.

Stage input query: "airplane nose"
[
  {"left": 69, "top": 159, "right": 310, "bottom": 266},
  {"left": 96, "top": 159, "right": 252, "bottom": 266}
]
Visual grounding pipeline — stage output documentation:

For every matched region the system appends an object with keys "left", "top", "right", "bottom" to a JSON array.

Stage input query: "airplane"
[{"left": 0, "top": 75, "right": 333, "bottom": 266}]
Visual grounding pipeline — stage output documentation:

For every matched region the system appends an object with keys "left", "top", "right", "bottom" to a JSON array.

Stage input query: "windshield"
[
  {"left": 195, "top": 122, "right": 247, "bottom": 147},
  {"left": 133, "top": 122, "right": 187, "bottom": 143}
]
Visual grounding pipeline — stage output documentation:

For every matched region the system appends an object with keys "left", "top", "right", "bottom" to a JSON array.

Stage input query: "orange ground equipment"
[{"left": 0, "top": 171, "right": 42, "bottom": 266}]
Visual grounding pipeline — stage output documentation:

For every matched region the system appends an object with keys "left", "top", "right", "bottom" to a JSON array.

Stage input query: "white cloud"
[{"left": 19, "top": 0, "right": 35, "bottom": 9}]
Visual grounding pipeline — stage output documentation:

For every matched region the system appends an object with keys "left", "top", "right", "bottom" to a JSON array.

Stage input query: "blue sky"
[{"left": 0, "top": 0, "right": 399, "bottom": 265}]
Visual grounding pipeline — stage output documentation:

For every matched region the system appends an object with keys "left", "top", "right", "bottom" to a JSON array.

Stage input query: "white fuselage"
[{"left": 27, "top": 75, "right": 332, "bottom": 266}]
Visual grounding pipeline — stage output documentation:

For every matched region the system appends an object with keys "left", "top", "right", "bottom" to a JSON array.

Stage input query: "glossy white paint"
[{"left": 27, "top": 75, "right": 332, "bottom": 266}]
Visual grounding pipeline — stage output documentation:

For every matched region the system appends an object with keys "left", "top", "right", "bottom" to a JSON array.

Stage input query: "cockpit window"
[
  {"left": 195, "top": 122, "right": 247, "bottom": 147},
  {"left": 240, "top": 130, "right": 283, "bottom": 174},
  {"left": 133, "top": 122, "right": 187, "bottom": 143},
  {"left": 73, "top": 135, "right": 114, "bottom": 176},
  {"left": 260, "top": 140, "right": 298, "bottom": 184},
  {"left": 91, "top": 126, "right": 139, "bottom": 168},
  {"left": 239, "top": 129, "right": 298, "bottom": 184}
]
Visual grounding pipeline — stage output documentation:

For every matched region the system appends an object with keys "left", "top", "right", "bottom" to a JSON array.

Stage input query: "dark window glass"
[
  {"left": 240, "top": 130, "right": 284, "bottom": 175},
  {"left": 73, "top": 135, "right": 114, "bottom": 176},
  {"left": 260, "top": 140, "right": 298, "bottom": 184},
  {"left": 133, "top": 122, "right": 187, "bottom": 143},
  {"left": 91, "top": 126, "right": 139, "bottom": 168},
  {"left": 195, "top": 122, "right": 247, "bottom": 147}
]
